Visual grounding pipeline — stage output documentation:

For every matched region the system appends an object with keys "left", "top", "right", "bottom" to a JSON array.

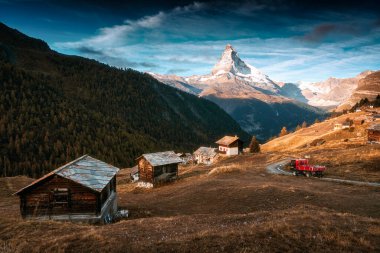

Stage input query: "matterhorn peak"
[
  {"left": 211, "top": 44, "right": 250, "bottom": 76},
  {"left": 210, "top": 44, "right": 274, "bottom": 86},
  {"left": 225, "top": 44, "right": 234, "bottom": 51}
]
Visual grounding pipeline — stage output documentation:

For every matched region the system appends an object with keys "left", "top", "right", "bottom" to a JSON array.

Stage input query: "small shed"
[
  {"left": 193, "top": 147, "right": 217, "bottom": 165},
  {"left": 216, "top": 135, "right": 243, "bottom": 156},
  {"left": 367, "top": 124, "right": 380, "bottom": 143},
  {"left": 137, "top": 151, "right": 182, "bottom": 187},
  {"left": 14, "top": 155, "right": 119, "bottom": 223},
  {"left": 342, "top": 121, "right": 351, "bottom": 129}
]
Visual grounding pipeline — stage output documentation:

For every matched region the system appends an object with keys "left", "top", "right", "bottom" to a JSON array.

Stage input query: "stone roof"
[
  {"left": 140, "top": 151, "right": 183, "bottom": 167},
  {"left": 193, "top": 147, "right": 217, "bottom": 157},
  {"left": 15, "top": 155, "right": 119, "bottom": 194}
]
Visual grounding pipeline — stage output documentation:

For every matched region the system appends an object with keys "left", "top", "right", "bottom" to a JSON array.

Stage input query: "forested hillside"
[{"left": 0, "top": 23, "right": 248, "bottom": 177}]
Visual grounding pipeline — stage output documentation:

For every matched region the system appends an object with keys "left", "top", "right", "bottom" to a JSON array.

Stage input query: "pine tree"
[
  {"left": 248, "top": 136, "right": 260, "bottom": 153},
  {"left": 279, "top": 127, "right": 288, "bottom": 137}
]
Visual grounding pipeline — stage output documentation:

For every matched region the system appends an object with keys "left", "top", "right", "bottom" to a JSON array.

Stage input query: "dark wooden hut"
[
  {"left": 137, "top": 151, "right": 183, "bottom": 187},
  {"left": 367, "top": 124, "right": 380, "bottom": 143},
  {"left": 14, "top": 155, "right": 119, "bottom": 223}
]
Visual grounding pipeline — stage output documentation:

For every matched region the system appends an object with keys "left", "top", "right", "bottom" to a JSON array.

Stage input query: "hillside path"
[{"left": 266, "top": 159, "right": 380, "bottom": 187}]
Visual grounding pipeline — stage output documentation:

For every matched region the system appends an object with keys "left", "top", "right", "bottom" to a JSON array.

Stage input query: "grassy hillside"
[
  {"left": 262, "top": 110, "right": 380, "bottom": 181},
  {"left": 0, "top": 23, "right": 249, "bottom": 177}
]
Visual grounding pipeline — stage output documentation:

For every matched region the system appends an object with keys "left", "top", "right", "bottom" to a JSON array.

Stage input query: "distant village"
[
  {"left": 13, "top": 105, "right": 380, "bottom": 224},
  {"left": 333, "top": 107, "right": 380, "bottom": 143}
]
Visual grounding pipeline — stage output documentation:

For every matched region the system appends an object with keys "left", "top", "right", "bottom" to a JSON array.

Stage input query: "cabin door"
[{"left": 49, "top": 188, "right": 71, "bottom": 214}]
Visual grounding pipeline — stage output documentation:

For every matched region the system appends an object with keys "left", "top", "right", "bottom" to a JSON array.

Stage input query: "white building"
[{"left": 215, "top": 135, "right": 243, "bottom": 156}]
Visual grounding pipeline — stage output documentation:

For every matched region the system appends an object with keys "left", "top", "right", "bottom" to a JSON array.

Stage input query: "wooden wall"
[
  {"left": 19, "top": 175, "right": 99, "bottom": 217},
  {"left": 368, "top": 130, "right": 380, "bottom": 142},
  {"left": 100, "top": 176, "right": 116, "bottom": 207},
  {"left": 138, "top": 158, "right": 154, "bottom": 183}
]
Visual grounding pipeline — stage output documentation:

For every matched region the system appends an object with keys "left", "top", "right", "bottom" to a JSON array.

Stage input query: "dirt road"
[{"left": 266, "top": 159, "right": 380, "bottom": 187}]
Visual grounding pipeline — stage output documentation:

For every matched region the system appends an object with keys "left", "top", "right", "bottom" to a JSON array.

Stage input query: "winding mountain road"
[{"left": 266, "top": 159, "right": 380, "bottom": 187}]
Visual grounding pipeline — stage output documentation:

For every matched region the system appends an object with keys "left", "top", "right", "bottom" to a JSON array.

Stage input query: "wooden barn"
[
  {"left": 193, "top": 147, "right": 217, "bottom": 165},
  {"left": 14, "top": 155, "right": 119, "bottom": 223},
  {"left": 216, "top": 135, "right": 243, "bottom": 156},
  {"left": 367, "top": 124, "right": 380, "bottom": 143},
  {"left": 137, "top": 151, "right": 183, "bottom": 187}
]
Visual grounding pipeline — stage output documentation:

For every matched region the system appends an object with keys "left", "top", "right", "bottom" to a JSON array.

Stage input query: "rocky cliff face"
[
  {"left": 336, "top": 71, "right": 380, "bottom": 111},
  {"left": 299, "top": 71, "right": 374, "bottom": 108}
]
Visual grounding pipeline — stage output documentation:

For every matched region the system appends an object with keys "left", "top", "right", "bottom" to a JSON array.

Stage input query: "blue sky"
[{"left": 1, "top": 0, "right": 380, "bottom": 82}]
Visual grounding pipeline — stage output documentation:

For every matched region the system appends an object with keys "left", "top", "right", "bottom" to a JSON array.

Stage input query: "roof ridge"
[
  {"left": 83, "top": 155, "right": 120, "bottom": 171},
  {"left": 54, "top": 154, "right": 88, "bottom": 174},
  {"left": 142, "top": 150, "right": 175, "bottom": 156}
]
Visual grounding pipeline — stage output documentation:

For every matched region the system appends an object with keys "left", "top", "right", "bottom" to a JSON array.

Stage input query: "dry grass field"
[
  {"left": 0, "top": 151, "right": 379, "bottom": 252},
  {"left": 263, "top": 111, "right": 380, "bottom": 182}
]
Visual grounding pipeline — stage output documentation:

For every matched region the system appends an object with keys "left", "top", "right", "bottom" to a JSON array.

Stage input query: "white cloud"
[
  {"left": 53, "top": 2, "right": 380, "bottom": 83},
  {"left": 55, "top": 2, "right": 204, "bottom": 50},
  {"left": 125, "top": 11, "right": 165, "bottom": 28}
]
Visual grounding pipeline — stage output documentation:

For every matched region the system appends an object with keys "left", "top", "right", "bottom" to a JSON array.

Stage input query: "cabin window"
[
  {"left": 219, "top": 146, "right": 227, "bottom": 151},
  {"left": 51, "top": 188, "right": 70, "bottom": 207}
]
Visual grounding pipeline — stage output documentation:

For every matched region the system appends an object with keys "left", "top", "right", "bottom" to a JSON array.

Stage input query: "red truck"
[{"left": 289, "top": 159, "right": 326, "bottom": 177}]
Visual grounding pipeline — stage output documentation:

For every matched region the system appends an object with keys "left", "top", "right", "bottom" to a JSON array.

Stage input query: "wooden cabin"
[
  {"left": 14, "top": 155, "right": 119, "bottom": 223},
  {"left": 137, "top": 151, "right": 183, "bottom": 187},
  {"left": 342, "top": 121, "right": 351, "bottom": 129},
  {"left": 215, "top": 135, "right": 243, "bottom": 156},
  {"left": 367, "top": 124, "right": 380, "bottom": 143},
  {"left": 193, "top": 147, "right": 217, "bottom": 165}
]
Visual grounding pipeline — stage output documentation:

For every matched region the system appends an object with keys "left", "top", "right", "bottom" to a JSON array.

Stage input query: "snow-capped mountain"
[
  {"left": 150, "top": 44, "right": 324, "bottom": 140},
  {"left": 151, "top": 44, "right": 284, "bottom": 101},
  {"left": 210, "top": 44, "right": 276, "bottom": 86}
]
